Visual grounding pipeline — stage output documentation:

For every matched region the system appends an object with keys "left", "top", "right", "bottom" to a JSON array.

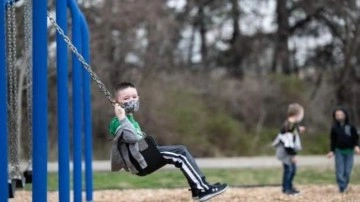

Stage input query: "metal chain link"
[
  {"left": 11, "top": 0, "right": 20, "bottom": 175},
  {"left": 24, "top": 0, "right": 33, "bottom": 169},
  {"left": 6, "top": 1, "right": 15, "bottom": 176},
  {"left": 47, "top": 11, "right": 116, "bottom": 105},
  {"left": 6, "top": 0, "right": 21, "bottom": 178}
]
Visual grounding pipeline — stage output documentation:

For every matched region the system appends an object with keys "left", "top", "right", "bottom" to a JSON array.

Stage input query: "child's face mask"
[{"left": 122, "top": 100, "right": 140, "bottom": 114}]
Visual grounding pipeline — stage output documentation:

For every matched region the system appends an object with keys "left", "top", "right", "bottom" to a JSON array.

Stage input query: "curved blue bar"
[
  {"left": 0, "top": 0, "right": 8, "bottom": 201},
  {"left": 68, "top": 0, "right": 83, "bottom": 201},
  {"left": 32, "top": 0, "right": 48, "bottom": 201},
  {"left": 81, "top": 13, "right": 94, "bottom": 202},
  {"left": 56, "top": 0, "right": 70, "bottom": 201}
]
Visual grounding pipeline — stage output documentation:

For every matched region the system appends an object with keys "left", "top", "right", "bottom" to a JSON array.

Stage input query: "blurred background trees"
[{"left": 21, "top": 0, "right": 360, "bottom": 158}]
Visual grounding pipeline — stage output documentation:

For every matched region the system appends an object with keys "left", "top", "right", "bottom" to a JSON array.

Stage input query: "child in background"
[
  {"left": 108, "top": 82, "right": 228, "bottom": 202},
  {"left": 327, "top": 108, "right": 360, "bottom": 193},
  {"left": 272, "top": 103, "right": 305, "bottom": 195}
]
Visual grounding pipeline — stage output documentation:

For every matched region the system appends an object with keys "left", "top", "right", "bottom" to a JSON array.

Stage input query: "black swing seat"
[
  {"left": 135, "top": 136, "right": 167, "bottom": 176},
  {"left": 13, "top": 176, "right": 25, "bottom": 189},
  {"left": 23, "top": 170, "right": 32, "bottom": 184}
]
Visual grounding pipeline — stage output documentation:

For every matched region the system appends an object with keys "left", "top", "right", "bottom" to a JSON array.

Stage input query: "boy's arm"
[
  {"left": 351, "top": 126, "right": 359, "bottom": 146},
  {"left": 109, "top": 117, "right": 141, "bottom": 143},
  {"left": 119, "top": 118, "right": 142, "bottom": 143},
  {"left": 330, "top": 127, "right": 336, "bottom": 152},
  {"left": 351, "top": 126, "right": 360, "bottom": 154}
]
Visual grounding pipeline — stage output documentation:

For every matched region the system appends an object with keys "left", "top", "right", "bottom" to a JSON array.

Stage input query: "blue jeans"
[
  {"left": 335, "top": 150, "right": 354, "bottom": 192},
  {"left": 282, "top": 163, "right": 296, "bottom": 192}
]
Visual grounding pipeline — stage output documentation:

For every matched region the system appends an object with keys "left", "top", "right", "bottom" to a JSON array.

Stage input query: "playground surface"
[
  {"left": 9, "top": 156, "right": 360, "bottom": 201},
  {"left": 10, "top": 185, "right": 360, "bottom": 202}
]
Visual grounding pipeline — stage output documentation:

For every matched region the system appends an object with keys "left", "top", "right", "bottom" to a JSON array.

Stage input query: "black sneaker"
[
  {"left": 291, "top": 188, "right": 300, "bottom": 194},
  {"left": 340, "top": 188, "right": 348, "bottom": 193},
  {"left": 283, "top": 190, "right": 299, "bottom": 196},
  {"left": 189, "top": 188, "right": 200, "bottom": 200},
  {"left": 190, "top": 183, "right": 221, "bottom": 200},
  {"left": 198, "top": 183, "right": 228, "bottom": 202}
]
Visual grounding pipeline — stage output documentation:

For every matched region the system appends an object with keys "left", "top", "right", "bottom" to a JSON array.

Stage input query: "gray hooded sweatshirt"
[{"left": 110, "top": 117, "right": 148, "bottom": 174}]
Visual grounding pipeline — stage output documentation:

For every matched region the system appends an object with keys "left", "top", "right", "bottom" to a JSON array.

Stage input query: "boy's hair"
[
  {"left": 114, "top": 82, "right": 136, "bottom": 95},
  {"left": 287, "top": 103, "right": 304, "bottom": 117}
]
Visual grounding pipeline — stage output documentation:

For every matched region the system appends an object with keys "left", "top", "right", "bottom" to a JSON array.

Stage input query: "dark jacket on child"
[{"left": 330, "top": 108, "right": 359, "bottom": 152}]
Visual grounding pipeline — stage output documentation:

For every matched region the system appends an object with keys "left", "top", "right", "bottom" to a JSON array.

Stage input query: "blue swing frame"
[
  {"left": 0, "top": 0, "right": 93, "bottom": 201},
  {"left": 0, "top": 0, "right": 9, "bottom": 200}
]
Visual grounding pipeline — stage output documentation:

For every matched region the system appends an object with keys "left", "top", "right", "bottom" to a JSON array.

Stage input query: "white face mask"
[{"left": 122, "top": 100, "right": 140, "bottom": 113}]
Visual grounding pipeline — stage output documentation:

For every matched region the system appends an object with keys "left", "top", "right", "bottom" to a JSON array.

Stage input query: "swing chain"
[
  {"left": 24, "top": 0, "right": 33, "bottom": 167},
  {"left": 6, "top": 1, "right": 14, "bottom": 173},
  {"left": 6, "top": 0, "right": 21, "bottom": 177},
  {"left": 47, "top": 11, "right": 116, "bottom": 105}
]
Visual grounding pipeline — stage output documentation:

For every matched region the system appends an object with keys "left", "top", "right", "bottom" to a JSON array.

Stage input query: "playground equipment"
[
  {"left": 1, "top": 0, "right": 168, "bottom": 201},
  {"left": 134, "top": 136, "right": 167, "bottom": 176},
  {"left": 47, "top": 10, "right": 168, "bottom": 178},
  {"left": 0, "top": 0, "right": 93, "bottom": 201},
  {"left": 6, "top": 0, "right": 33, "bottom": 192}
]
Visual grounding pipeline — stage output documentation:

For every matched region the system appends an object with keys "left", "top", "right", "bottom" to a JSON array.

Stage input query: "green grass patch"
[{"left": 36, "top": 166, "right": 360, "bottom": 191}]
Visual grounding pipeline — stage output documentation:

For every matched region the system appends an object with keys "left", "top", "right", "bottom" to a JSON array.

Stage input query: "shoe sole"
[
  {"left": 199, "top": 186, "right": 229, "bottom": 202},
  {"left": 285, "top": 193, "right": 300, "bottom": 196}
]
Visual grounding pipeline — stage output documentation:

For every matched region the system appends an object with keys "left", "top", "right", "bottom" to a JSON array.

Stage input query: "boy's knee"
[{"left": 178, "top": 145, "right": 188, "bottom": 152}]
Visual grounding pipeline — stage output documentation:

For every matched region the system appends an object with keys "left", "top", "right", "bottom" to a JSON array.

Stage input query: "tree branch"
[{"left": 289, "top": 8, "right": 325, "bottom": 33}]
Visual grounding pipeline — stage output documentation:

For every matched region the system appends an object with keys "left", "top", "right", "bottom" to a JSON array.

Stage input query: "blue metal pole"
[
  {"left": 56, "top": 0, "right": 70, "bottom": 201},
  {"left": 0, "top": 0, "right": 9, "bottom": 201},
  {"left": 32, "top": 0, "right": 48, "bottom": 201},
  {"left": 68, "top": 0, "right": 83, "bottom": 201},
  {"left": 81, "top": 14, "right": 93, "bottom": 202}
]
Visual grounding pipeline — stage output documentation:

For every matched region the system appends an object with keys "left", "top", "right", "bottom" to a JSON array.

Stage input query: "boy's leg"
[
  {"left": 343, "top": 153, "right": 354, "bottom": 190},
  {"left": 282, "top": 163, "right": 292, "bottom": 192},
  {"left": 335, "top": 151, "right": 346, "bottom": 192},
  {"left": 289, "top": 163, "right": 297, "bottom": 190},
  {"left": 157, "top": 145, "right": 209, "bottom": 190}
]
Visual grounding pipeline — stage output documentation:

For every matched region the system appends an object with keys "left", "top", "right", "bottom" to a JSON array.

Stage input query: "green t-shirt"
[
  {"left": 336, "top": 148, "right": 354, "bottom": 155},
  {"left": 108, "top": 114, "right": 143, "bottom": 138}
]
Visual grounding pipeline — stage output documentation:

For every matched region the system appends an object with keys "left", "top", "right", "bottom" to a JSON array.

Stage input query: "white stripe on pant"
[{"left": 157, "top": 145, "right": 209, "bottom": 190}]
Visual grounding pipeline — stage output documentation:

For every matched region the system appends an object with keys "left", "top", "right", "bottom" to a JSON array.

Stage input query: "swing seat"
[
  {"left": 23, "top": 170, "right": 32, "bottom": 184},
  {"left": 135, "top": 136, "right": 167, "bottom": 176},
  {"left": 13, "top": 176, "right": 25, "bottom": 188},
  {"left": 8, "top": 179, "right": 16, "bottom": 198}
]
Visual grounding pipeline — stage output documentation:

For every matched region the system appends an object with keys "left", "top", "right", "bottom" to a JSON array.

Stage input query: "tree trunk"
[
  {"left": 198, "top": 5, "right": 208, "bottom": 66},
  {"left": 230, "top": 0, "right": 240, "bottom": 45},
  {"left": 272, "top": 0, "right": 291, "bottom": 74},
  {"left": 187, "top": 22, "right": 196, "bottom": 66},
  {"left": 227, "top": 0, "right": 243, "bottom": 78},
  {"left": 336, "top": 16, "right": 360, "bottom": 104}
]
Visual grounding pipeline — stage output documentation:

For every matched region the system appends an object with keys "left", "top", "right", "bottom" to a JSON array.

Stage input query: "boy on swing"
[{"left": 108, "top": 82, "right": 228, "bottom": 201}]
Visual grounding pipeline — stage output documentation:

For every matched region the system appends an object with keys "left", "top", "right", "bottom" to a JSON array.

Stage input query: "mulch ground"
[{"left": 9, "top": 185, "right": 360, "bottom": 202}]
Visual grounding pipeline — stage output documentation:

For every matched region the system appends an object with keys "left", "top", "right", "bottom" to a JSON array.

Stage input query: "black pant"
[{"left": 157, "top": 145, "right": 209, "bottom": 190}]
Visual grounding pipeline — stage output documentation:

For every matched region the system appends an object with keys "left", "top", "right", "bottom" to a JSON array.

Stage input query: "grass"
[{"left": 24, "top": 166, "right": 360, "bottom": 191}]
